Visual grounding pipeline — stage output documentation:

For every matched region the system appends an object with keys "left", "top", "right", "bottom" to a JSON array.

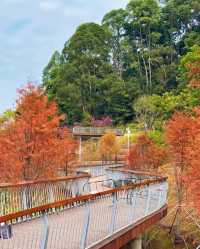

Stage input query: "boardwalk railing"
[
  {"left": 0, "top": 175, "right": 168, "bottom": 249},
  {"left": 0, "top": 173, "right": 90, "bottom": 216},
  {"left": 77, "top": 164, "right": 123, "bottom": 178},
  {"left": 105, "top": 167, "right": 162, "bottom": 186},
  {"left": 73, "top": 127, "right": 124, "bottom": 136}
]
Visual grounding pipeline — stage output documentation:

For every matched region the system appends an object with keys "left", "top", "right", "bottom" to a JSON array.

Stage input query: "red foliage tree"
[
  {"left": 183, "top": 109, "right": 200, "bottom": 215},
  {"left": 99, "top": 131, "right": 120, "bottom": 162},
  {"left": 57, "top": 128, "right": 77, "bottom": 176},
  {"left": 166, "top": 112, "right": 195, "bottom": 194},
  {"left": 180, "top": 45, "right": 200, "bottom": 214},
  {"left": 127, "top": 134, "right": 166, "bottom": 172},
  {"left": 166, "top": 112, "right": 196, "bottom": 233},
  {"left": 182, "top": 45, "right": 200, "bottom": 88},
  {"left": 186, "top": 145, "right": 200, "bottom": 215},
  {"left": 187, "top": 61, "right": 200, "bottom": 87},
  {"left": 0, "top": 84, "right": 77, "bottom": 182}
]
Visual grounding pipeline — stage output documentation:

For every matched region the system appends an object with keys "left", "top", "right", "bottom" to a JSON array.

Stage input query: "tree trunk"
[
  {"left": 173, "top": 164, "right": 184, "bottom": 243},
  {"left": 148, "top": 26, "right": 152, "bottom": 94}
]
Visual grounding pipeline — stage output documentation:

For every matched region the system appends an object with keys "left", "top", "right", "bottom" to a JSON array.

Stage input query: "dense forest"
[{"left": 43, "top": 0, "right": 200, "bottom": 125}]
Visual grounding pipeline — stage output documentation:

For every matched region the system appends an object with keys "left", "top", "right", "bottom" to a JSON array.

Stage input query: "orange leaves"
[
  {"left": 0, "top": 84, "right": 76, "bottom": 183},
  {"left": 166, "top": 112, "right": 195, "bottom": 168},
  {"left": 56, "top": 128, "right": 77, "bottom": 175},
  {"left": 165, "top": 110, "right": 200, "bottom": 214},
  {"left": 127, "top": 134, "right": 166, "bottom": 172},
  {"left": 187, "top": 61, "right": 200, "bottom": 87},
  {"left": 99, "top": 131, "right": 120, "bottom": 161},
  {"left": 184, "top": 46, "right": 200, "bottom": 88}
]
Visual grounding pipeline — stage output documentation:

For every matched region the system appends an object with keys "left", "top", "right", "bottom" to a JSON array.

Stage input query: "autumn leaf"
[
  {"left": 0, "top": 84, "right": 77, "bottom": 183},
  {"left": 127, "top": 134, "right": 166, "bottom": 172}
]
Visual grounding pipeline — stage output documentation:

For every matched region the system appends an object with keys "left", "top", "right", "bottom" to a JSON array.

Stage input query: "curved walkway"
[{"left": 0, "top": 169, "right": 168, "bottom": 249}]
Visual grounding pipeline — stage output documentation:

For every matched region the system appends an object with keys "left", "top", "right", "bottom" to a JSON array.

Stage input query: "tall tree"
[
  {"left": 127, "top": 134, "right": 166, "bottom": 171},
  {"left": 102, "top": 9, "right": 127, "bottom": 78},
  {"left": 126, "top": 0, "right": 161, "bottom": 93},
  {"left": 42, "top": 0, "right": 200, "bottom": 125},
  {"left": 44, "top": 23, "right": 114, "bottom": 124},
  {"left": 43, "top": 51, "right": 62, "bottom": 99},
  {"left": 162, "top": 0, "right": 200, "bottom": 55},
  {"left": 166, "top": 112, "right": 195, "bottom": 228},
  {"left": 99, "top": 131, "right": 120, "bottom": 162},
  {"left": 181, "top": 45, "right": 200, "bottom": 87},
  {"left": 133, "top": 95, "right": 162, "bottom": 130},
  {"left": 43, "top": 22, "right": 138, "bottom": 124},
  {"left": 61, "top": 22, "right": 112, "bottom": 118},
  {"left": 57, "top": 128, "right": 77, "bottom": 176},
  {"left": 0, "top": 84, "right": 76, "bottom": 182}
]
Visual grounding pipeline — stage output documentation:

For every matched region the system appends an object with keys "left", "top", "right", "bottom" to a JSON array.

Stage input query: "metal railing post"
[
  {"left": 109, "top": 192, "right": 117, "bottom": 234},
  {"left": 22, "top": 187, "right": 28, "bottom": 210},
  {"left": 40, "top": 215, "right": 49, "bottom": 249},
  {"left": 129, "top": 189, "right": 137, "bottom": 222},
  {"left": 0, "top": 191, "right": 5, "bottom": 216},
  {"left": 80, "top": 201, "right": 90, "bottom": 249},
  {"left": 157, "top": 189, "right": 162, "bottom": 209},
  {"left": 145, "top": 187, "right": 151, "bottom": 216},
  {"left": 49, "top": 185, "right": 54, "bottom": 203}
]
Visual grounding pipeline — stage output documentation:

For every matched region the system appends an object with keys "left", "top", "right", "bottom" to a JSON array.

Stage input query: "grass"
[{"left": 146, "top": 228, "right": 175, "bottom": 249}]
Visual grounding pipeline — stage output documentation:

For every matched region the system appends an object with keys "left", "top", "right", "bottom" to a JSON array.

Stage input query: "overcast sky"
[{"left": 0, "top": 0, "right": 129, "bottom": 113}]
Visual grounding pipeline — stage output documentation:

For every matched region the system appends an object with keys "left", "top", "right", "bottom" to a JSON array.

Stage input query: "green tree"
[
  {"left": 44, "top": 23, "right": 113, "bottom": 124},
  {"left": 126, "top": 0, "right": 162, "bottom": 93},
  {"left": 123, "top": 0, "right": 179, "bottom": 93},
  {"left": 43, "top": 22, "right": 139, "bottom": 124},
  {"left": 180, "top": 45, "right": 200, "bottom": 87},
  {"left": 42, "top": 0, "right": 200, "bottom": 125},
  {"left": 43, "top": 51, "right": 61, "bottom": 99},
  {"left": 102, "top": 9, "right": 128, "bottom": 79},
  {"left": 162, "top": 0, "right": 200, "bottom": 55},
  {"left": 134, "top": 95, "right": 162, "bottom": 130},
  {"left": 92, "top": 74, "right": 140, "bottom": 124}
]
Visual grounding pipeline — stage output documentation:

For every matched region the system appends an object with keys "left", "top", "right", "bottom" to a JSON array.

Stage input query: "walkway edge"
[{"left": 87, "top": 205, "right": 167, "bottom": 249}]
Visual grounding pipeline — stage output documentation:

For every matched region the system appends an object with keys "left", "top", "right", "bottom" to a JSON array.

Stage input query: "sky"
[{"left": 0, "top": 0, "right": 129, "bottom": 113}]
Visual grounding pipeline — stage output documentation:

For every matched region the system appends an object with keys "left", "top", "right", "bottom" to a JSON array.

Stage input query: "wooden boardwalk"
[
  {"left": 0, "top": 189, "right": 160, "bottom": 249},
  {"left": 0, "top": 171, "right": 168, "bottom": 249}
]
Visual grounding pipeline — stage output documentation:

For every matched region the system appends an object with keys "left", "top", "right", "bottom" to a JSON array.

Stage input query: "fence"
[
  {"left": 77, "top": 165, "right": 152, "bottom": 193},
  {"left": 0, "top": 177, "right": 168, "bottom": 249},
  {"left": 0, "top": 174, "right": 90, "bottom": 216}
]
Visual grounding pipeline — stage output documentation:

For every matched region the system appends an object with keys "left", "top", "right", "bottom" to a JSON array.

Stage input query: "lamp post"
[{"left": 126, "top": 128, "right": 131, "bottom": 154}]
